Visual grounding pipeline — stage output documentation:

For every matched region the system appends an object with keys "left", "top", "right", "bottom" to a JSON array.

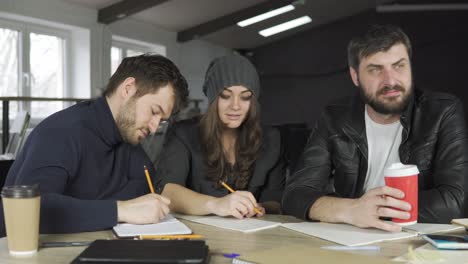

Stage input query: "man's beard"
[
  {"left": 115, "top": 98, "right": 138, "bottom": 145},
  {"left": 359, "top": 83, "right": 413, "bottom": 115}
]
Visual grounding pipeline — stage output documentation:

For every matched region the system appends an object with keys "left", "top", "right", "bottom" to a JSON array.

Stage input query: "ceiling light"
[
  {"left": 237, "top": 5, "right": 295, "bottom": 27},
  {"left": 259, "top": 16, "right": 312, "bottom": 37},
  {"left": 376, "top": 4, "right": 468, "bottom": 12}
]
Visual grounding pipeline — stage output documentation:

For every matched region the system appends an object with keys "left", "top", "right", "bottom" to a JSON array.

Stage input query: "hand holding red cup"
[{"left": 384, "top": 163, "right": 419, "bottom": 225}]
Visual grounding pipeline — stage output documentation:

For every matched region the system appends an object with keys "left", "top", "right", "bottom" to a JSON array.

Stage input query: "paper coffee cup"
[
  {"left": 1, "top": 185, "right": 41, "bottom": 256},
  {"left": 384, "top": 163, "right": 419, "bottom": 226}
]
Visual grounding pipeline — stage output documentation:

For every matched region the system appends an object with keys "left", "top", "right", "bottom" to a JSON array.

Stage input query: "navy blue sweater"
[{"left": 0, "top": 97, "right": 156, "bottom": 236}]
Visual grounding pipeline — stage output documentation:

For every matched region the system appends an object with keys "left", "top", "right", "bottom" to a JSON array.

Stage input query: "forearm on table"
[
  {"left": 308, "top": 196, "right": 355, "bottom": 224},
  {"left": 41, "top": 193, "right": 117, "bottom": 233},
  {"left": 162, "top": 183, "right": 218, "bottom": 215}
]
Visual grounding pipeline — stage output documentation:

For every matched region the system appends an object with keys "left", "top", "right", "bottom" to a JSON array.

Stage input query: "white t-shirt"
[{"left": 363, "top": 106, "right": 403, "bottom": 192}]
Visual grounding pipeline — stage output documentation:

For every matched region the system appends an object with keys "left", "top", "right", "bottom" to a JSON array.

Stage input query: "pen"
[
  {"left": 219, "top": 181, "right": 262, "bottom": 215},
  {"left": 223, "top": 253, "right": 241, "bottom": 259},
  {"left": 139, "top": 234, "right": 204, "bottom": 240},
  {"left": 144, "top": 165, "right": 155, "bottom": 193},
  {"left": 41, "top": 241, "right": 92, "bottom": 248},
  {"left": 321, "top": 245, "right": 381, "bottom": 251}
]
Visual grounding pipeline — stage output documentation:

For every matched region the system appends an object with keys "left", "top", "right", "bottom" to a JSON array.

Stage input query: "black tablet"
[{"left": 71, "top": 239, "right": 209, "bottom": 264}]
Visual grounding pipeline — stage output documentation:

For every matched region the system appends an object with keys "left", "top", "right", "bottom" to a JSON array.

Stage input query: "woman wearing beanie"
[{"left": 155, "top": 55, "right": 285, "bottom": 218}]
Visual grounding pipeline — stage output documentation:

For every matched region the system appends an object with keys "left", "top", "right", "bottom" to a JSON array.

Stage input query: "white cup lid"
[{"left": 384, "top": 163, "right": 419, "bottom": 177}]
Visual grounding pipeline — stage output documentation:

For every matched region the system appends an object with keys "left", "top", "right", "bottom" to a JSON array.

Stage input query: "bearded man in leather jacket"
[{"left": 282, "top": 24, "right": 468, "bottom": 232}]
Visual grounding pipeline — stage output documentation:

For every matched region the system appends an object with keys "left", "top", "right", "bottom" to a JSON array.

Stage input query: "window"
[
  {"left": 111, "top": 36, "right": 166, "bottom": 75},
  {"left": 30, "top": 32, "right": 65, "bottom": 117},
  {"left": 0, "top": 27, "right": 19, "bottom": 119},
  {"left": 0, "top": 18, "right": 69, "bottom": 119}
]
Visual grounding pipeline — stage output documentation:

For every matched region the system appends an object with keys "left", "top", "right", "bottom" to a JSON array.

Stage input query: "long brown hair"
[{"left": 200, "top": 96, "right": 262, "bottom": 190}]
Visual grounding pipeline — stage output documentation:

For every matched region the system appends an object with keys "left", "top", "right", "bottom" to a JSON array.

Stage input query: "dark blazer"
[
  {"left": 283, "top": 89, "right": 468, "bottom": 223},
  {"left": 156, "top": 117, "right": 286, "bottom": 203}
]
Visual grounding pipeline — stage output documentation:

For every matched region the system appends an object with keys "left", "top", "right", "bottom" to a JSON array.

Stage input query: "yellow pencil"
[
  {"left": 139, "top": 234, "right": 204, "bottom": 240},
  {"left": 220, "top": 181, "right": 235, "bottom": 193},
  {"left": 144, "top": 165, "right": 155, "bottom": 193},
  {"left": 219, "top": 181, "right": 262, "bottom": 215}
]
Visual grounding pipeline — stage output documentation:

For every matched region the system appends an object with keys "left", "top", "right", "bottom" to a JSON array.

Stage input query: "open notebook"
[
  {"left": 281, "top": 222, "right": 464, "bottom": 246},
  {"left": 175, "top": 214, "right": 281, "bottom": 233},
  {"left": 113, "top": 214, "right": 192, "bottom": 238}
]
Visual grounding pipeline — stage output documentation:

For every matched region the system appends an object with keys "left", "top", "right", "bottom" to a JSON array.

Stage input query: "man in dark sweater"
[{"left": 1, "top": 54, "right": 188, "bottom": 236}]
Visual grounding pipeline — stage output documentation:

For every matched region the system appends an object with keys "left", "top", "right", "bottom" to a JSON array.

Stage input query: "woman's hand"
[{"left": 207, "top": 191, "right": 262, "bottom": 219}]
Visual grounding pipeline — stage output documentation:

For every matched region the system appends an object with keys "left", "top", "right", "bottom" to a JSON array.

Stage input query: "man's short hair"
[
  {"left": 347, "top": 24, "right": 412, "bottom": 70},
  {"left": 104, "top": 53, "right": 189, "bottom": 114}
]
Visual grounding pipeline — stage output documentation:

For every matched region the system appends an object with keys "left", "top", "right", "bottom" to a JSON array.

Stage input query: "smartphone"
[{"left": 422, "top": 234, "right": 468, "bottom": 250}]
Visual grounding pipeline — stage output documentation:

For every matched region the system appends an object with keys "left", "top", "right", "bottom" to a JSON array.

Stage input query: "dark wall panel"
[{"left": 253, "top": 10, "right": 468, "bottom": 126}]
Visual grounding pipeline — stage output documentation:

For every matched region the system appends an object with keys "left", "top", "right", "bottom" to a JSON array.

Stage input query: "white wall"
[
  {"left": 0, "top": 0, "right": 231, "bottom": 106},
  {"left": 178, "top": 40, "right": 231, "bottom": 110},
  {"left": 108, "top": 18, "right": 231, "bottom": 110}
]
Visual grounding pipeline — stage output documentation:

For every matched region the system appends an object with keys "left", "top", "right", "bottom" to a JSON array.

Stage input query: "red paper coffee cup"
[{"left": 384, "top": 163, "right": 419, "bottom": 226}]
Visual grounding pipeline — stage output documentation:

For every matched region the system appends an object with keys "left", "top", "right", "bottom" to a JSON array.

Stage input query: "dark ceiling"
[{"left": 63, "top": 0, "right": 468, "bottom": 49}]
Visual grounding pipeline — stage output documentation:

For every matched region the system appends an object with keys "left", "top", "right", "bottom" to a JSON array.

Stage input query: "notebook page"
[
  {"left": 281, "top": 222, "right": 416, "bottom": 246},
  {"left": 402, "top": 223, "right": 464, "bottom": 234},
  {"left": 176, "top": 215, "right": 281, "bottom": 233},
  {"left": 113, "top": 214, "right": 192, "bottom": 237},
  {"left": 451, "top": 218, "right": 468, "bottom": 228}
]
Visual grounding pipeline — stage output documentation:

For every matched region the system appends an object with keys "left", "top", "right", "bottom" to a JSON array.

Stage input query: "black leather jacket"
[{"left": 282, "top": 89, "right": 468, "bottom": 223}]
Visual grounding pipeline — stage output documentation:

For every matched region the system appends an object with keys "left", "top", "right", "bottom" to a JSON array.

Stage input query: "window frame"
[
  {"left": 110, "top": 35, "right": 166, "bottom": 75},
  {"left": 0, "top": 17, "right": 71, "bottom": 118}
]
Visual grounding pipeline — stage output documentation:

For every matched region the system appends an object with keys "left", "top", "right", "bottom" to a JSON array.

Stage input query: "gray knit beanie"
[{"left": 203, "top": 55, "right": 260, "bottom": 103}]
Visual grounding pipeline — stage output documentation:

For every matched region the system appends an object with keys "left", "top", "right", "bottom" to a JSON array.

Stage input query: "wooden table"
[{"left": 0, "top": 215, "right": 434, "bottom": 263}]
